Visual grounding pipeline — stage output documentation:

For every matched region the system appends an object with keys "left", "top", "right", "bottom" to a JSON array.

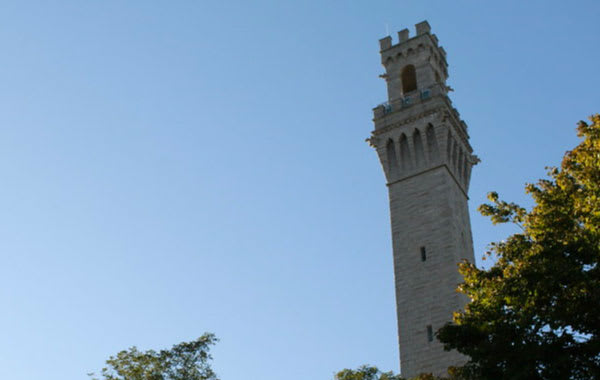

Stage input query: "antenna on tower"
[{"left": 385, "top": 23, "right": 390, "bottom": 36}]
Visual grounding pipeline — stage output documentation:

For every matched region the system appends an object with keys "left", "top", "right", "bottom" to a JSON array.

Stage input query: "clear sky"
[{"left": 0, "top": 1, "right": 598, "bottom": 379}]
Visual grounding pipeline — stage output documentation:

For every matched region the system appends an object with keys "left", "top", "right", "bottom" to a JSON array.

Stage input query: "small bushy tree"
[
  {"left": 335, "top": 365, "right": 404, "bottom": 380},
  {"left": 334, "top": 365, "right": 454, "bottom": 380},
  {"left": 90, "top": 333, "right": 218, "bottom": 380}
]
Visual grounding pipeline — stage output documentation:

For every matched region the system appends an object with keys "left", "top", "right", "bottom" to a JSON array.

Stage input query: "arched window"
[
  {"left": 399, "top": 134, "right": 411, "bottom": 171},
  {"left": 426, "top": 124, "right": 439, "bottom": 161},
  {"left": 446, "top": 131, "right": 453, "bottom": 160},
  {"left": 401, "top": 65, "right": 417, "bottom": 94},
  {"left": 413, "top": 129, "right": 425, "bottom": 167},
  {"left": 452, "top": 142, "right": 459, "bottom": 170},
  {"left": 465, "top": 163, "right": 472, "bottom": 184},
  {"left": 386, "top": 139, "right": 398, "bottom": 173}
]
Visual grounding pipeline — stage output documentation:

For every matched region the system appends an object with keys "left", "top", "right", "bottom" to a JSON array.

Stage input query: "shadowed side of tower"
[{"left": 368, "top": 21, "right": 478, "bottom": 378}]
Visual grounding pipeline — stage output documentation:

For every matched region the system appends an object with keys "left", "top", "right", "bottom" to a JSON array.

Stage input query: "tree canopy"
[
  {"left": 335, "top": 365, "right": 404, "bottom": 380},
  {"left": 89, "top": 333, "right": 218, "bottom": 380},
  {"left": 438, "top": 115, "right": 600, "bottom": 379},
  {"left": 334, "top": 365, "right": 449, "bottom": 380}
]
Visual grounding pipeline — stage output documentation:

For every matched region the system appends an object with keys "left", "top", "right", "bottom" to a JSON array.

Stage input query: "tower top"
[
  {"left": 376, "top": 21, "right": 449, "bottom": 103},
  {"left": 370, "top": 20, "right": 476, "bottom": 193},
  {"left": 372, "top": 21, "right": 461, "bottom": 135}
]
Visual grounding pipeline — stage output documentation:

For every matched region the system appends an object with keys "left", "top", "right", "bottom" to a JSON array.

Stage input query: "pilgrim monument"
[{"left": 368, "top": 21, "right": 477, "bottom": 377}]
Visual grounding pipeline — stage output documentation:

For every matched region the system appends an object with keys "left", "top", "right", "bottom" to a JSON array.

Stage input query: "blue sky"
[{"left": 0, "top": 1, "right": 598, "bottom": 379}]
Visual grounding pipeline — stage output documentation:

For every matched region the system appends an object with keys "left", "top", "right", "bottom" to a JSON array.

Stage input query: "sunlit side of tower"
[{"left": 368, "top": 21, "right": 478, "bottom": 377}]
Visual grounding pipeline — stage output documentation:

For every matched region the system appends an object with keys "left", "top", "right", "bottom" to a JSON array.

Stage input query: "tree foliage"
[
  {"left": 89, "top": 333, "right": 218, "bottom": 380},
  {"left": 334, "top": 365, "right": 453, "bottom": 380},
  {"left": 438, "top": 115, "right": 600, "bottom": 379},
  {"left": 335, "top": 365, "right": 404, "bottom": 380}
]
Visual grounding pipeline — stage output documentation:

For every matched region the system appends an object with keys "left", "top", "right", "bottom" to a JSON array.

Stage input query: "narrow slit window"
[
  {"left": 420, "top": 246, "right": 427, "bottom": 262},
  {"left": 427, "top": 325, "right": 433, "bottom": 342}
]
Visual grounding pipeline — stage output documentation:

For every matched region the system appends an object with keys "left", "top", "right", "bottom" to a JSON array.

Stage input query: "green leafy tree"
[
  {"left": 438, "top": 115, "right": 600, "bottom": 380},
  {"left": 89, "top": 333, "right": 218, "bottom": 380},
  {"left": 335, "top": 365, "right": 404, "bottom": 380},
  {"left": 334, "top": 365, "right": 453, "bottom": 380}
]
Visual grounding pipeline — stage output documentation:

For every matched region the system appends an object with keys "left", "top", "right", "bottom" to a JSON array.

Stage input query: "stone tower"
[{"left": 368, "top": 21, "right": 477, "bottom": 377}]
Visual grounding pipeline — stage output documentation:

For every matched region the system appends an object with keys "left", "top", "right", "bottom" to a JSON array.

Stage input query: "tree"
[
  {"left": 334, "top": 365, "right": 453, "bottom": 380},
  {"left": 437, "top": 115, "right": 600, "bottom": 379},
  {"left": 89, "top": 333, "right": 218, "bottom": 380},
  {"left": 335, "top": 365, "right": 404, "bottom": 380}
]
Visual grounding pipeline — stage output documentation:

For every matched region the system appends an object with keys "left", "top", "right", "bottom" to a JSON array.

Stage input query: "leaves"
[
  {"left": 334, "top": 365, "right": 459, "bottom": 380},
  {"left": 438, "top": 115, "right": 600, "bottom": 380},
  {"left": 90, "top": 334, "right": 218, "bottom": 380}
]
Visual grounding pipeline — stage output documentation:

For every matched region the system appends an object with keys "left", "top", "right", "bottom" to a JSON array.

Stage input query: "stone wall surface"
[{"left": 389, "top": 166, "right": 472, "bottom": 376}]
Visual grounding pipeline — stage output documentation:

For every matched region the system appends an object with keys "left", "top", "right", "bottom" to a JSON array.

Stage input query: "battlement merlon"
[
  {"left": 378, "top": 21, "right": 448, "bottom": 68},
  {"left": 415, "top": 20, "right": 431, "bottom": 35}
]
